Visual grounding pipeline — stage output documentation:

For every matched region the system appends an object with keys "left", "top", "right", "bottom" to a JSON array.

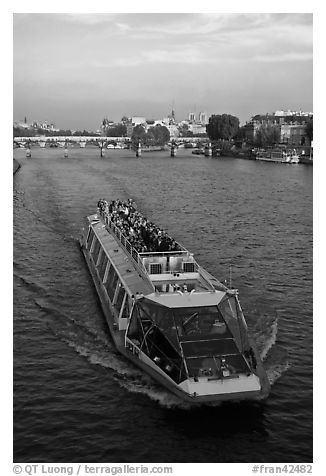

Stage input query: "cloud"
[
  {"left": 116, "top": 22, "right": 131, "bottom": 32},
  {"left": 252, "top": 52, "right": 313, "bottom": 63},
  {"left": 111, "top": 45, "right": 215, "bottom": 67},
  {"left": 60, "top": 13, "right": 118, "bottom": 25}
]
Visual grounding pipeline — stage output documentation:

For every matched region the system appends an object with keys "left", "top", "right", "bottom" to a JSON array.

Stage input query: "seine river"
[{"left": 13, "top": 146, "right": 312, "bottom": 463}]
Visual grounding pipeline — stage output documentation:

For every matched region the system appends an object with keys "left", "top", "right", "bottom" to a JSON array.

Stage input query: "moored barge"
[{"left": 80, "top": 200, "right": 270, "bottom": 403}]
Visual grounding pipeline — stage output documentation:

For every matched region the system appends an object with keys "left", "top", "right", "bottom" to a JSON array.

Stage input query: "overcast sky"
[{"left": 13, "top": 13, "right": 313, "bottom": 130}]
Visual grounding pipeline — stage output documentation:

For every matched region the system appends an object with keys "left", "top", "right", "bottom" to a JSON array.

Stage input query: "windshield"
[{"left": 173, "top": 305, "right": 230, "bottom": 341}]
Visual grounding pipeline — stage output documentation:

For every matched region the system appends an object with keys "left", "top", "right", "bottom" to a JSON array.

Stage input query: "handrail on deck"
[
  {"left": 97, "top": 210, "right": 220, "bottom": 292},
  {"left": 99, "top": 210, "right": 194, "bottom": 270}
]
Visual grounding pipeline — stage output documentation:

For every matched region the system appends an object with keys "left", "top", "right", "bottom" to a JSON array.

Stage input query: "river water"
[{"left": 13, "top": 147, "right": 313, "bottom": 463}]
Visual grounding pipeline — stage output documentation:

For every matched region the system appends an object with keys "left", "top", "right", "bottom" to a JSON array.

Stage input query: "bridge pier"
[
  {"left": 136, "top": 141, "right": 141, "bottom": 158},
  {"left": 205, "top": 142, "right": 212, "bottom": 157}
]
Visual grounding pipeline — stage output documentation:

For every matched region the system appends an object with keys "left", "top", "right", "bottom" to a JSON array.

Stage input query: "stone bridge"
[
  {"left": 14, "top": 136, "right": 206, "bottom": 148},
  {"left": 14, "top": 136, "right": 126, "bottom": 148}
]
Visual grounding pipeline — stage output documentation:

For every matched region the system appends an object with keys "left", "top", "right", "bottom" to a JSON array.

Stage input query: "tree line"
[
  {"left": 131, "top": 124, "right": 170, "bottom": 148},
  {"left": 205, "top": 114, "right": 313, "bottom": 147},
  {"left": 13, "top": 127, "right": 99, "bottom": 137}
]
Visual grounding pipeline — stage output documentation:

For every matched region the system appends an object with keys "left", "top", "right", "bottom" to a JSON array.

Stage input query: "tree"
[
  {"left": 148, "top": 125, "right": 170, "bottom": 146},
  {"left": 305, "top": 117, "right": 313, "bottom": 143},
  {"left": 254, "top": 124, "right": 280, "bottom": 147},
  {"left": 106, "top": 124, "right": 127, "bottom": 137},
  {"left": 131, "top": 125, "right": 147, "bottom": 147},
  {"left": 206, "top": 114, "right": 240, "bottom": 141},
  {"left": 234, "top": 126, "right": 247, "bottom": 141},
  {"left": 145, "top": 130, "right": 155, "bottom": 146},
  {"left": 179, "top": 123, "right": 194, "bottom": 137}
]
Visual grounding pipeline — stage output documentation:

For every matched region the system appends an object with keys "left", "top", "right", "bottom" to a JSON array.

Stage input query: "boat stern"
[{"left": 178, "top": 372, "right": 263, "bottom": 402}]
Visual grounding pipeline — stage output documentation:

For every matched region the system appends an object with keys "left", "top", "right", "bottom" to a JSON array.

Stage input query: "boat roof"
[
  {"left": 144, "top": 290, "right": 226, "bottom": 308},
  {"left": 89, "top": 215, "right": 155, "bottom": 297}
]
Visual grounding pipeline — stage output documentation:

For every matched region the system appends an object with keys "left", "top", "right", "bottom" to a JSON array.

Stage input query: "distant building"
[
  {"left": 125, "top": 116, "right": 148, "bottom": 137},
  {"left": 188, "top": 123, "right": 207, "bottom": 135},
  {"left": 280, "top": 123, "right": 308, "bottom": 145},
  {"left": 14, "top": 119, "right": 59, "bottom": 132},
  {"left": 14, "top": 120, "right": 30, "bottom": 129},
  {"left": 131, "top": 116, "right": 147, "bottom": 126},
  {"left": 165, "top": 124, "right": 179, "bottom": 138},
  {"left": 33, "top": 121, "right": 59, "bottom": 132},
  {"left": 274, "top": 109, "right": 313, "bottom": 117},
  {"left": 243, "top": 110, "right": 312, "bottom": 145},
  {"left": 198, "top": 112, "right": 207, "bottom": 125},
  {"left": 188, "top": 112, "right": 196, "bottom": 123}
]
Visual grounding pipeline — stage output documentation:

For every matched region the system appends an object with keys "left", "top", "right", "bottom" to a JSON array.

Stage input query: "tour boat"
[{"left": 80, "top": 202, "right": 270, "bottom": 403}]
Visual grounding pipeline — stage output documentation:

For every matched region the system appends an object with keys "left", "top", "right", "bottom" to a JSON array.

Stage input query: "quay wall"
[{"left": 13, "top": 158, "right": 21, "bottom": 174}]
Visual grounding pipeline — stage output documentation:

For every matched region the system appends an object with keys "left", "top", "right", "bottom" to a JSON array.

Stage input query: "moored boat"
[
  {"left": 256, "top": 148, "right": 300, "bottom": 164},
  {"left": 79, "top": 200, "right": 270, "bottom": 403}
]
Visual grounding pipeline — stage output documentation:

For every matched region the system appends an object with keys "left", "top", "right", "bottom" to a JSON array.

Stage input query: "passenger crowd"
[{"left": 97, "top": 198, "right": 181, "bottom": 253}]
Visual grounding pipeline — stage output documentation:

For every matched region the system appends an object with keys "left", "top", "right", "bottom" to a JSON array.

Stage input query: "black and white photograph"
[{"left": 11, "top": 4, "right": 314, "bottom": 471}]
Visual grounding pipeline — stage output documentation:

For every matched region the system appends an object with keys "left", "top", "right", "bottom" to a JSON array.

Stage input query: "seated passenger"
[{"left": 220, "top": 357, "right": 236, "bottom": 377}]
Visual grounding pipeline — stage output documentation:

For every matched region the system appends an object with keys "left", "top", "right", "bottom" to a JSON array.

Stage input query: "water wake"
[
  {"left": 49, "top": 300, "right": 289, "bottom": 405},
  {"left": 61, "top": 331, "right": 194, "bottom": 409},
  {"left": 251, "top": 310, "right": 290, "bottom": 385}
]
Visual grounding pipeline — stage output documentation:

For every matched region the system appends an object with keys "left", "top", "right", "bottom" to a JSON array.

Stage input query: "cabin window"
[
  {"left": 149, "top": 263, "right": 162, "bottom": 274},
  {"left": 183, "top": 262, "right": 195, "bottom": 273},
  {"left": 126, "top": 301, "right": 187, "bottom": 384},
  {"left": 173, "top": 306, "right": 228, "bottom": 341},
  {"left": 96, "top": 249, "right": 103, "bottom": 267},
  {"left": 105, "top": 265, "right": 119, "bottom": 300},
  {"left": 120, "top": 297, "right": 130, "bottom": 319},
  {"left": 182, "top": 338, "right": 238, "bottom": 357},
  {"left": 218, "top": 296, "right": 243, "bottom": 350},
  {"left": 141, "top": 327, "right": 187, "bottom": 384},
  {"left": 98, "top": 254, "right": 108, "bottom": 281},
  {"left": 86, "top": 228, "right": 95, "bottom": 249},
  {"left": 115, "top": 284, "right": 125, "bottom": 312},
  {"left": 91, "top": 238, "right": 101, "bottom": 263},
  {"left": 127, "top": 305, "right": 144, "bottom": 343}
]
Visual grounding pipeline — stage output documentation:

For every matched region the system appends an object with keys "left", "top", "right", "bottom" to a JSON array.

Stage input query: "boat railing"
[
  {"left": 97, "top": 210, "right": 223, "bottom": 291},
  {"left": 101, "top": 212, "right": 142, "bottom": 264},
  {"left": 99, "top": 210, "right": 200, "bottom": 275}
]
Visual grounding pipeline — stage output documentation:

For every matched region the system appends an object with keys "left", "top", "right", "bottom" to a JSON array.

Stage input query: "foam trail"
[
  {"left": 251, "top": 311, "right": 278, "bottom": 360},
  {"left": 260, "top": 318, "right": 278, "bottom": 361},
  {"left": 61, "top": 331, "right": 222, "bottom": 409},
  {"left": 65, "top": 337, "right": 192, "bottom": 408},
  {"left": 266, "top": 361, "right": 290, "bottom": 386}
]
